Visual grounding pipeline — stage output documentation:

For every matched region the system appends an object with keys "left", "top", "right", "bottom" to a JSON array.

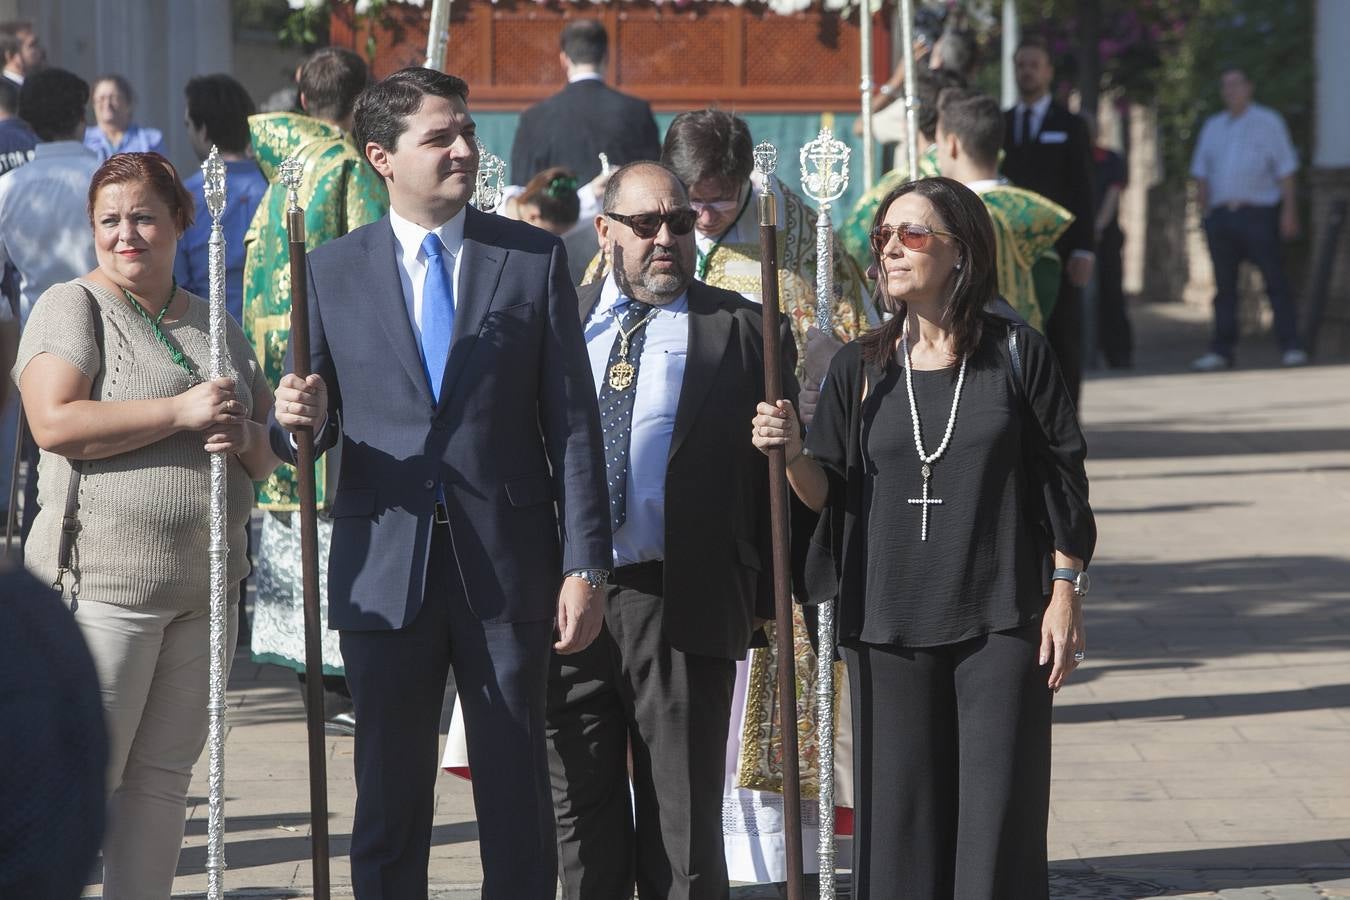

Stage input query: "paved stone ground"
[{"left": 81, "top": 301, "right": 1350, "bottom": 899}]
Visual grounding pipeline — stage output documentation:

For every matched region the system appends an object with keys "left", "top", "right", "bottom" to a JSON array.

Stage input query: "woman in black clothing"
[{"left": 752, "top": 176, "right": 1095, "bottom": 899}]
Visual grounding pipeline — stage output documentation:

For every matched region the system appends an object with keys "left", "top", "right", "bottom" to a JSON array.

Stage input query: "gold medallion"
[{"left": 608, "top": 359, "right": 636, "bottom": 391}]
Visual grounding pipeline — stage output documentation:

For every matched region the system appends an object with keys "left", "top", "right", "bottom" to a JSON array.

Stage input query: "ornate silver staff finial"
[
  {"left": 598, "top": 152, "right": 612, "bottom": 177},
  {"left": 279, "top": 156, "right": 304, "bottom": 215},
  {"left": 203, "top": 146, "right": 226, "bottom": 221},
  {"left": 752, "top": 141, "right": 778, "bottom": 181},
  {"left": 800, "top": 128, "right": 851, "bottom": 212},
  {"left": 473, "top": 137, "right": 506, "bottom": 211}
]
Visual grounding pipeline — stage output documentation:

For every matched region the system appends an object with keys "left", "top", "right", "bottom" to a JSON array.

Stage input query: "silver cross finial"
[
  {"left": 752, "top": 141, "right": 778, "bottom": 180},
  {"left": 203, "top": 146, "right": 226, "bottom": 220},
  {"left": 800, "top": 128, "right": 851, "bottom": 209},
  {"left": 278, "top": 155, "right": 304, "bottom": 214},
  {"left": 474, "top": 138, "right": 506, "bottom": 211}
]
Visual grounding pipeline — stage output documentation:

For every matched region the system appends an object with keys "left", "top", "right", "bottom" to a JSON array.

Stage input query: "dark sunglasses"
[
  {"left": 606, "top": 209, "right": 697, "bottom": 239},
  {"left": 869, "top": 222, "right": 959, "bottom": 255}
]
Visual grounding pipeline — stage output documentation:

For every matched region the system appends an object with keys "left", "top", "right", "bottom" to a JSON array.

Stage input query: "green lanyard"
[
  {"left": 694, "top": 188, "right": 755, "bottom": 280},
  {"left": 122, "top": 278, "right": 198, "bottom": 380}
]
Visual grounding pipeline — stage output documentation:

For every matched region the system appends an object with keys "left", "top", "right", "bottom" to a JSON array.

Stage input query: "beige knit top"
[{"left": 14, "top": 278, "right": 264, "bottom": 609}]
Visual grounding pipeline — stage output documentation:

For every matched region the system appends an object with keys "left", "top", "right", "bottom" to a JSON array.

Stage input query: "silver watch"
[
  {"left": 1051, "top": 567, "right": 1090, "bottom": 597},
  {"left": 568, "top": 569, "right": 609, "bottom": 590}
]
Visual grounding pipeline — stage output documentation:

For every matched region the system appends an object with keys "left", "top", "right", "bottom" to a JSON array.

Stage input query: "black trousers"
[
  {"left": 841, "top": 622, "right": 1053, "bottom": 900},
  {"left": 546, "top": 561, "right": 736, "bottom": 900},
  {"left": 1095, "top": 225, "right": 1132, "bottom": 368},
  {"left": 340, "top": 525, "right": 556, "bottom": 900},
  {"left": 1046, "top": 272, "right": 1083, "bottom": 406}
]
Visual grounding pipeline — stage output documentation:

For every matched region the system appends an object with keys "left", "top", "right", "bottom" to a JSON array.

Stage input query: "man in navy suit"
[
  {"left": 509, "top": 19, "right": 661, "bottom": 186},
  {"left": 272, "top": 67, "right": 612, "bottom": 899}
]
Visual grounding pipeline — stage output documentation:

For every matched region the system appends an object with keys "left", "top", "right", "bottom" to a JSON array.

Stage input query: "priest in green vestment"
[
  {"left": 839, "top": 68, "right": 967, "bottom": 272},
  {"left": 243, "top": 49, "right": 388, "bottom": 701},
  {"left": 935, "top": 88, "right": 1072, "bottom": 330}
]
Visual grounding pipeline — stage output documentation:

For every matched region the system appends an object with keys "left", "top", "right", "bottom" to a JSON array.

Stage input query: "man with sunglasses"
[{"left": 549, "top": 160, "right": 800, "bottom": 900}]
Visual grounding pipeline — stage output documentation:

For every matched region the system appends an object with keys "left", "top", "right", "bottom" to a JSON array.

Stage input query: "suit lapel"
[
  {"left": 576, "top": 281, "right": 602, "bottom": 323},
  {"left": 668, "top": 282, "right": 732, "bottom": 462},
  {"left": 438, "top": 205, "right": 506, "bottom": 406},
  {"left": 367, "top": 218, "right": 435, "bottom": 405}
]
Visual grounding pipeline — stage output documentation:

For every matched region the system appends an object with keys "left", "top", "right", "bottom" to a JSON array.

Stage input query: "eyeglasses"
[
  {"left": 869, "top": 223, "right": 959, "bottom": 255},
  {"left": 690, "top": 198, "right": 740, "bottom": 216},
  {"left": 606, "top": 209, "right": 697, "bottom": 239}
]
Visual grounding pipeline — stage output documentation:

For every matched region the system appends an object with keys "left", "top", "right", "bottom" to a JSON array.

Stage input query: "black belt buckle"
[{"left": 434, "top": 501, "right": 450, "bottom": 525}]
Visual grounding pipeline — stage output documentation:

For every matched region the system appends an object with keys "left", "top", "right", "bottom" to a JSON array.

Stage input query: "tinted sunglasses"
[
  {"left": 606, "top": 209, "right": 698, "bottom": 239},
  {"left": 869, "top": 222, "right": 959, "bottom": 255}
]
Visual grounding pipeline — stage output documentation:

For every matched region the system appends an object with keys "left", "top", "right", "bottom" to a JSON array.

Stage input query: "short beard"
[{"left": 612, "top": 246, "right": 691, "bottom": 306}]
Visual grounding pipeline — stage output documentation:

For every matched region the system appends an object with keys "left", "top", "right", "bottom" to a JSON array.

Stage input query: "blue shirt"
[
  {"left": 83, "top": 123, "right": 163, "bottom": 161},
  {"left": 174, "top": 159, "right": 268, "bottom": 322},
  {"left": 584, "top": 275, "right": 689, "bottom": 567}
]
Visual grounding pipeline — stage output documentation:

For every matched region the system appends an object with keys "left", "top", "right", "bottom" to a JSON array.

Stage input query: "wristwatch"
[
  {"left": 567, "top": 569, "right": 610, "bottom": 590},
  {"left": 1051, "top": 567, "right": 1091, "bottom": 598}
]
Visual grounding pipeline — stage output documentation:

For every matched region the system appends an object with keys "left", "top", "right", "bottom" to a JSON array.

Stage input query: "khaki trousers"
[{"left": 71, "top": 591, "right": 239, "bottom": 899}]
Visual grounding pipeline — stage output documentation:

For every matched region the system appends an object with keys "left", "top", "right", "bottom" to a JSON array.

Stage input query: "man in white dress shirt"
[
  {"left": 550, "top": 160, "right": 797, "bottom": 900},
  {"left": 1189, "top": 66, "right": 1306, "bottom": 370},
  {"left": 0, "top": 21, "right": 44, "bottom": 87}
]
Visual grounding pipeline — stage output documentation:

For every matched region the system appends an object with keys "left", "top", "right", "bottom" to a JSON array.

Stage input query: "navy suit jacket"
[
  {"left": 1001, "top": 102, "right": 1096, "bottom": 257},
  {"left": 509, "top": 80, "right": 661, "bottom": 185},
  {"left": 269, "top": 206, "right": 612, "bottom": 630}
]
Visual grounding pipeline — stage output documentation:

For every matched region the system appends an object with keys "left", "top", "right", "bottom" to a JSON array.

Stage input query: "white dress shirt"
[
  {"left": 0, "top": 140, "right": 100, "bottom": 322},
  {"left": 584, "top": 274, "right": 689, "bottom": 567},
  {"left": 1189, "top": 103, "right": 1299, "bottom": 209},
  {"left": 388, "top": 205, "right": 467, "bottom": 339},
  {"left": 1012, "top": 94, "right": 1053, "bottom": 146}
]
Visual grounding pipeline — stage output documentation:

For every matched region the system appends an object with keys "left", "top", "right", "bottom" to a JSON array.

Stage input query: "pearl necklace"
[{"left": 902, "top": 331, "right": 967, "bottom": 541}]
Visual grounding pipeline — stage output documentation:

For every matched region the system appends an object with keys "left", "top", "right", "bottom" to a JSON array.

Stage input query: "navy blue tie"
[
  {"left": 420, "top": 232, "right": 455, "bottom": 402},
  {"left": 596, "top": 299, "right": 654, "bottom": 532}
]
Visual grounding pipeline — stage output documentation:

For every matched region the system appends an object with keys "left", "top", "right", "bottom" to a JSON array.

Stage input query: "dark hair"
[
  {"left": 1014, "top": 35, "right": 1053, "bottom": 65},
  {"left": 299, "top": 47, "right": 369, "bottom": 123},
  {"left": 353, "top": 67, "right": 469, "bottom": 164},
  {"left": 0, "top": 21, "right": 32, "bottom": 63},
  {"left": 520, "top": 166, "right": 581, "bottom": 228},
  {"left": 935, "top": 28, "right": 977, "bottom": 77},
  {"left": 561, "top": 19, "right": 607, "bottom": 67},
  {"left": 602, "top": 160, "right": 686, "bottom": 214},
  {"left": 915, "top": 68, "right": 967, "bottom": 141},
  {"left": 93, "top": 73, "right": 135, "bottom": 105},
  {"left": 936, "top": 87, "right": 1002, "bottom": 169},
  {"left": 661, "top": 108, "right": 752, "bottom": 191},
  {"left": 1219, "top": 64, "right": 1249, "bottom": 81},
  {"left": 857, "top": 176, "right": 996, "bottom": 370},
  {"left": 0, "top": 77, "right": 16, "bottom": 116},
  {"left": 87, "top": 152, "right": 195, "bottom": 233},
  {"left": 185, "top": 74, "right": 256, "bottom": 154},
  {"left": 20, "top": 68, "right": 88, "bottom": 142}
]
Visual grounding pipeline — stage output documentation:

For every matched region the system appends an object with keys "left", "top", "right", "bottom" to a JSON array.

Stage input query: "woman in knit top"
[{"left": 14, "top": 151, "right": 280, "bottom": 897}]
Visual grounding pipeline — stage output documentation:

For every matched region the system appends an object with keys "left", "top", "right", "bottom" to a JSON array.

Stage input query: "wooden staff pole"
[
  {"left": 753, "top": 143, "right": 805, "bottom": 900},
  {"left": 279, "top": 158, "right": 331, "bottom": 900}
]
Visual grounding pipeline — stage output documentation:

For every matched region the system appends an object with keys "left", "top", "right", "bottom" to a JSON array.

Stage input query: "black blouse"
[{"left": 803, "top": 316, "right": 1095, "bottom": 648}]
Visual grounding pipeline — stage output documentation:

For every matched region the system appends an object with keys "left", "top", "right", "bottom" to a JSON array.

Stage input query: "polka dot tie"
[{"left": 597, "top": 298, "right": 654, "bottom": 532}]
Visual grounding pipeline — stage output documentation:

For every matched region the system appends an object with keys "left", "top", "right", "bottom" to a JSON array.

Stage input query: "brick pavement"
[{"left": 80, "top": 302, "right": 1350, "bottom": 899}]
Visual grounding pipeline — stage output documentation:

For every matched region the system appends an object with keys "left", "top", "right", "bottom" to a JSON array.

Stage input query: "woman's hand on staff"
[
  {"left": 275, "top": 373, "right": 328, "bottom": 433},
  {"left": 173, "top": 378, "right": 244, "bottom": 432},
  {"left": 752, "top": 399, "right": 803, "bottom": 460},
  {"left": 1041, "top": 578, "right": 1086, "bottom": 692},
  {"left": 751, "top": 399, "right": 829, "bottom": 512}
]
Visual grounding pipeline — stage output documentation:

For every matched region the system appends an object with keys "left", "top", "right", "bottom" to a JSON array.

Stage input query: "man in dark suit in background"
[
  {"left": 510, "top": 19, "right": 661, "bottom": 187},
  {"left": 548, "top": 161, "right": 796, "bottom": 900},
  {"left": 1002, "top": 36, "right": 1096, "bottom": 403},
  {"left": 272, "top": 67, "right": 612, "bottom": 900}
]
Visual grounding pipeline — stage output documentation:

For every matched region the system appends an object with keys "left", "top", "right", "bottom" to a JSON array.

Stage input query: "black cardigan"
[{"left": 800, "top": 316, "right": 1096, "bottom": 643}]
